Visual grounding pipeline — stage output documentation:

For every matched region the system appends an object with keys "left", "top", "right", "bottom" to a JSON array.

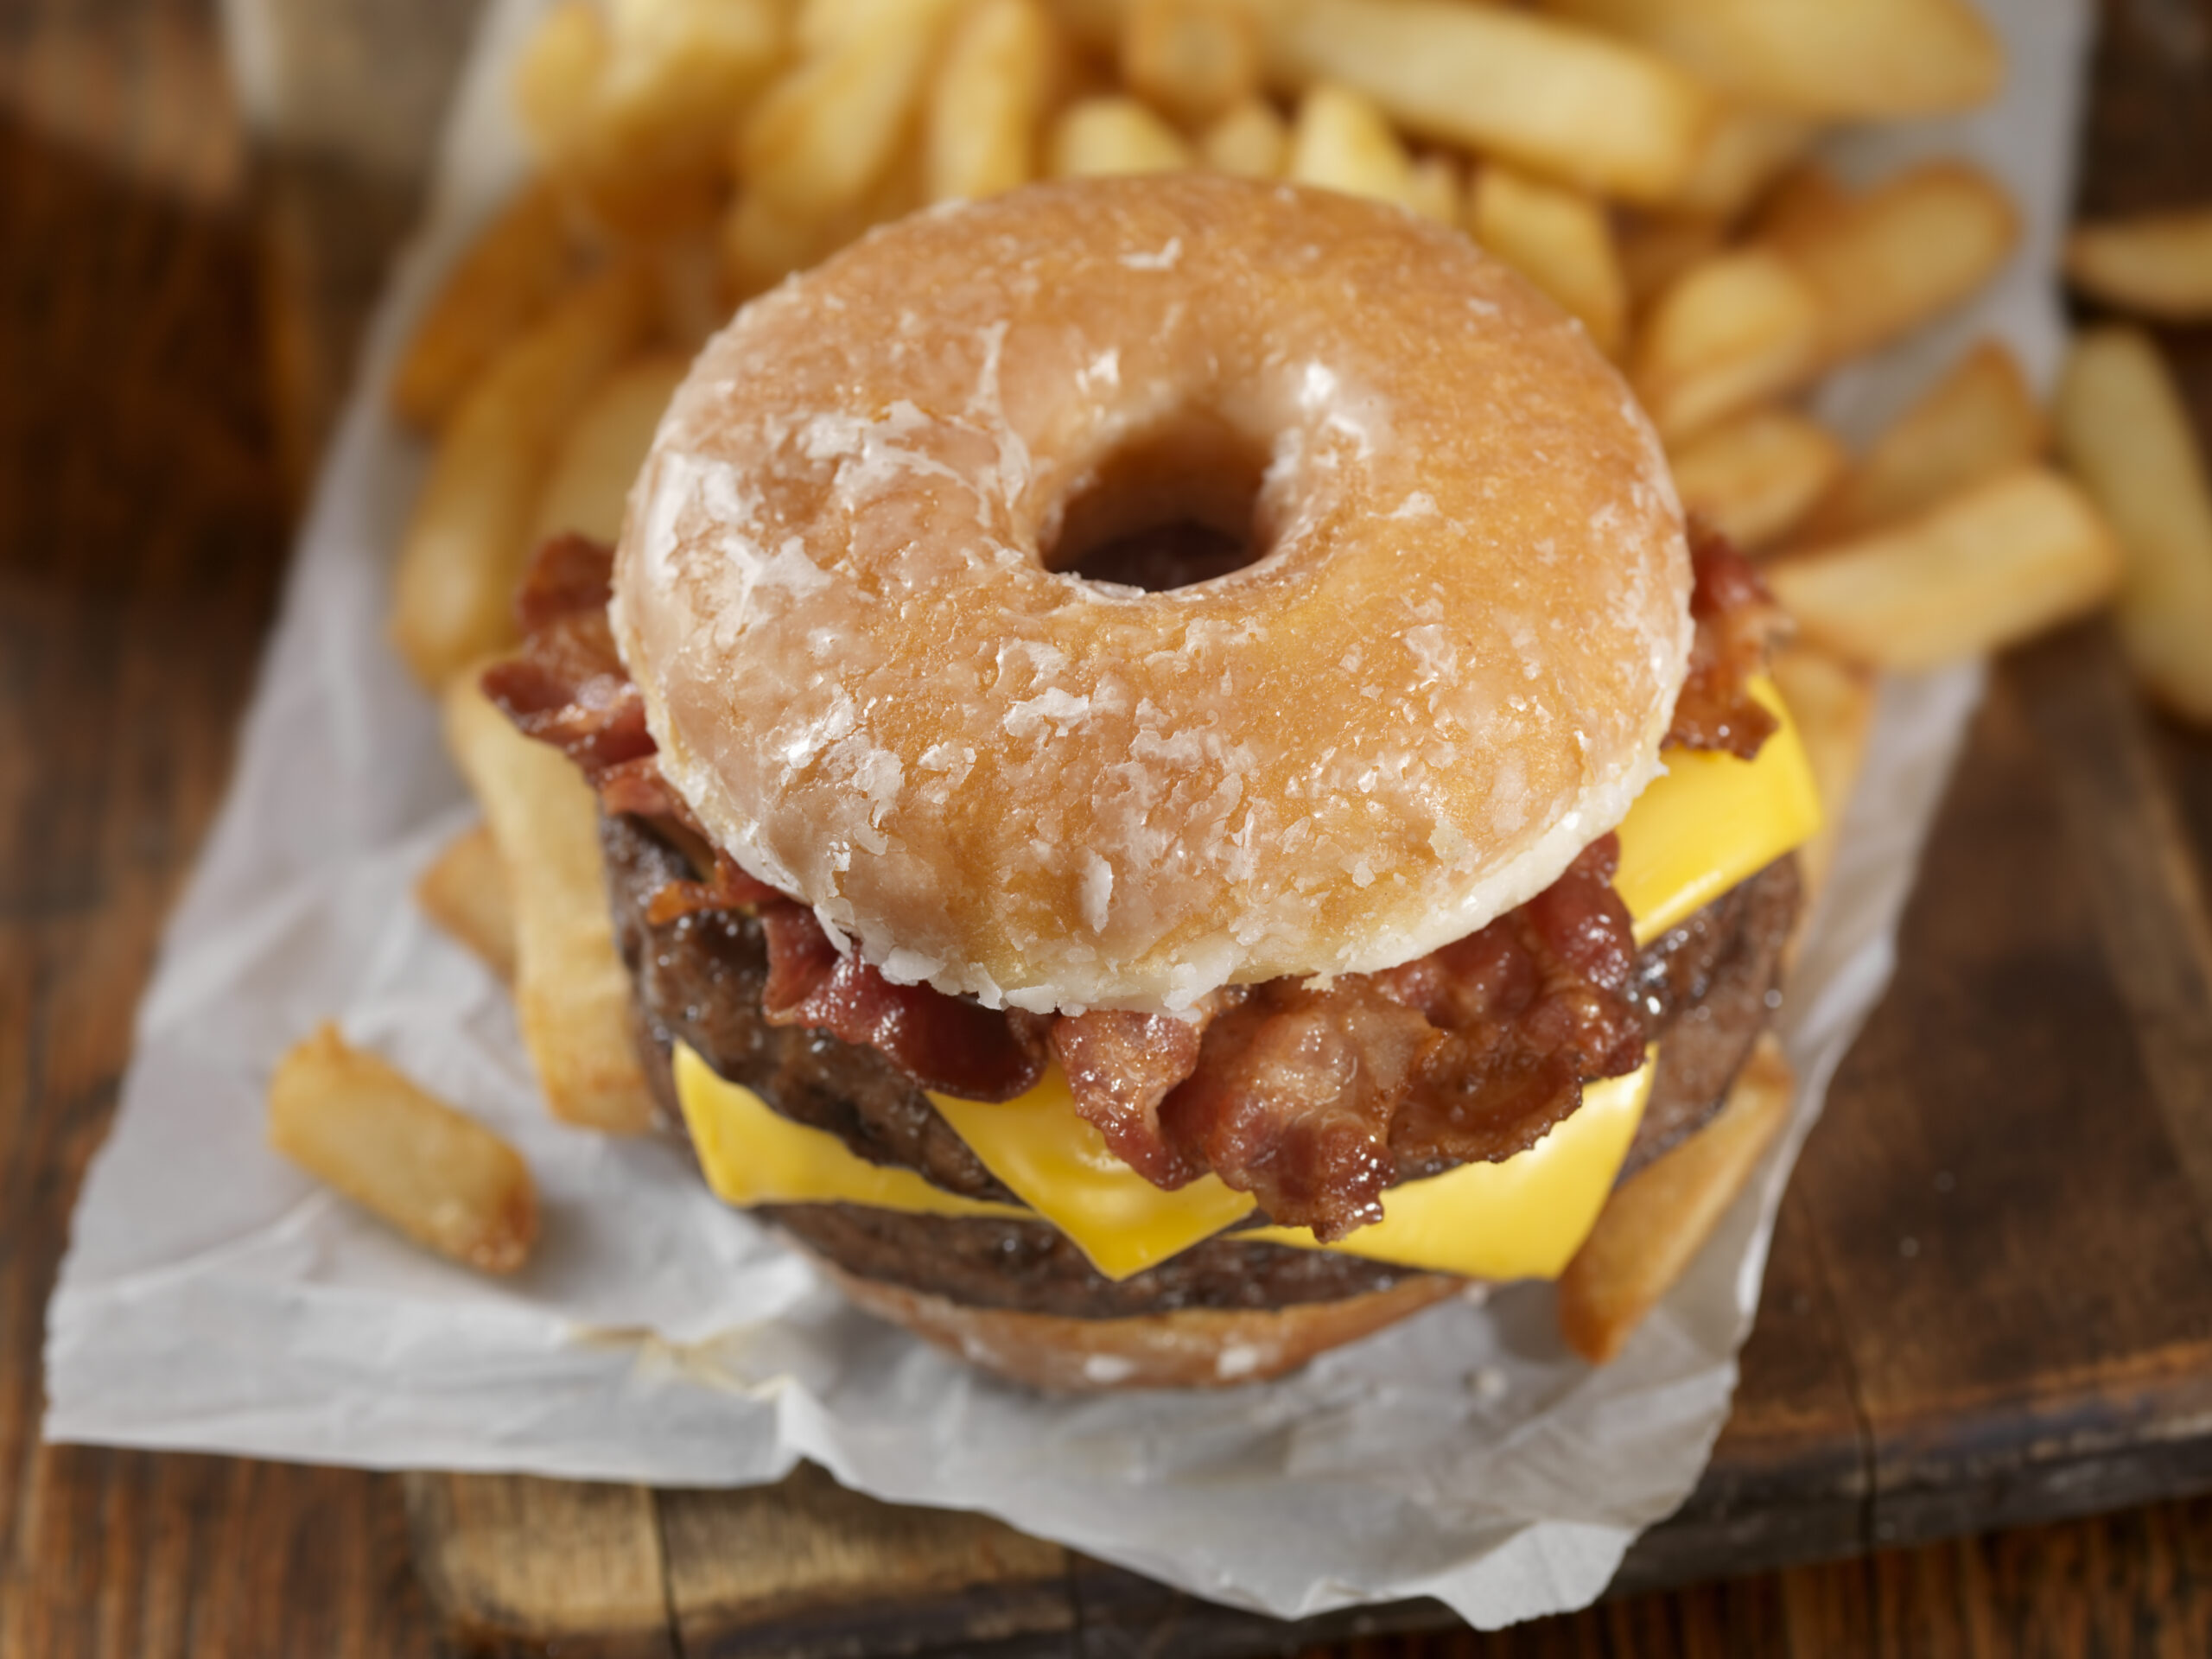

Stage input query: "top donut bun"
[{"left": 613, "top": 174, "right": 1692, "bottom": 1017}]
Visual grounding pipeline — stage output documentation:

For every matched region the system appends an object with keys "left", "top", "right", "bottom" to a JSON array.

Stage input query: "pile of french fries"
[{"left": 271, "top": 0, "right": 2212, "bottom": 1363}]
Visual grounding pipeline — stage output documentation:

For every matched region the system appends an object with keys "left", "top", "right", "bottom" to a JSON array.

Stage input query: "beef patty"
[{"left": 604, "top": 811, "right": 1799, "bottom": 1318}]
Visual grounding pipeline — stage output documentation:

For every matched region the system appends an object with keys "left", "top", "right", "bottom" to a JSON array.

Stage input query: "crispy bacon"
[
  {"left": 1667, "top": 521, "right": 1783, "bottom": 758},
  {"left": 1160, "top": 982, "right": 1441, "bottom": 1241},
  {"left": 481, "top": 534, "right": 656, "bottom": 778},
  {"left": 645, "top": 850, "right": 785, "bottom": 926},
  {"left": 1051, "top": 1010, "right": 1210, "bottom": 1188},
  {"left": 1388, "top": 834, "right": 1647, "bottom": 1173},
  {"left": 758, "top": 905, "right": 1050, "bottom": 1102}
]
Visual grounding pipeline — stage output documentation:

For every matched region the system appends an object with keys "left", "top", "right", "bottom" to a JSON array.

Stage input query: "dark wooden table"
[{"left": 10, "top": 1, "right": 2212, "bottom": 1654}]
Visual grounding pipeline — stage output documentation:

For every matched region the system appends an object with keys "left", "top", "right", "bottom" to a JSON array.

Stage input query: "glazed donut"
[{"left": 614, "top": 173, "right": 1690, "bottom": 1016}]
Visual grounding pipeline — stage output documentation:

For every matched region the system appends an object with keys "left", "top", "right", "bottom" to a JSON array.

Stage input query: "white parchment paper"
[{"left": 46, "top": 0, "right": 2088, "bottom": 1628}]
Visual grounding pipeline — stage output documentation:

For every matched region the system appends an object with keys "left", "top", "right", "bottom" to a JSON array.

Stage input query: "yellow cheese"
[
  {"left": 1240, "top": 1057, "right": 1653, "bottom": 1280},
  {"left": 1615, "top": 675, "right": 1822, "bottom": 944},
  {"left": 928, "top": 1072, "right": 1258, "bottom": 1280},
  {"left": 673, "top": 1042, "right": 1027, "bottom": 1223}
]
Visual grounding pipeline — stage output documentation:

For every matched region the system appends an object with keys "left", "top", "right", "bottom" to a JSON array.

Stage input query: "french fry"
[
  {"left": 740, "top": 0, "right": 964, "bottom": 215},
  {"left": 416, "top": 823, "right": 518, "bottom": 982},
  {"left": 534, "top": 353, "right": 691, "bottom": 547},
  {"left": 1287, "top": 83, "right": 1418, "bottom": 212},
  {"left": 721, "top": 191, "right": 842, "bottom": 298},
  {"left": 2056, "top": 327, "right": 2212, "bottom": 725},
  {"left": 1667, "top": 405, "right": 1847, "bottom": 551},
  {"left": 1617, "top": 211, "right": 1724, "bottom": 313},
  {"left": 1048, "top": 95, "right": 1192, "bottom": 176},
  {"left": 1247, "top": 0, "right": 1720, "bottom": 205},
  {"left": 392, "top": 261, "right": 656, "bottom": 689},
  {"left": 1668, "top": 105, "right": 1813, "bottom": 220},
  {"left": 514, "top": 1, "right": 605, "bottom": 165},
  {"left": 1406, "top": 153, "right": 1460, "bottom": 226},
  {"left": 268, "top": 1025, "right": 538, "bottom": 1275},
  {"left": 1797, "top": 340, "right": 2044, "bottom": 543},
  {"left": 1121, "top": 0, "right": 1259, "bottom": 125},
  {"left": 1778, "top": 161, "right": 2019, "bottom": 368},
  {"left": 1465, "top": 162, "right": 1628, "bottom": 358},
  {"left": 1765, "top": 465, "right": 2122, "bottom": 673},
  {"left": 1635, "top": 162, "right": 2018, "bottom": 440},
  {"left": 1750, "top": 160, "right": 1845, "bottom": 246},
  {"left": 1767, "top": 644, "right": 1874, "bottom": 911},
  {"left": 1542, "top": 0, "right": 2003, "bottom": 121},
  {"left": 2065, "top": 208, "right": 2212, "bottom": 321},
  {"left": 518, "top": 0, "right": 785, "bottom": 238},
  {"left": 1630, "top": 247, "right": 1821, "bottom": 441},
  {"left": 391, "top": 181, "right": 582, "bottom": 432},
  {"left": 445, "top": 679, "right": 658, "bottom": 1135},
  {"left": 1558, "top": 1035, "right": 1793, "bottom": 1364},
  {"left": 926, "top": 0, "right": 1058, "bottom": 203},
  {"left": 1199, "top": 97, "right": 1289, "bottom": 179}
]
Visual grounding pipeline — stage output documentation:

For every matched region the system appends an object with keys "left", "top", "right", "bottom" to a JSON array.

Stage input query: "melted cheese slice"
[
  {"left": 1616, "top": 676, "right": 1821, "bottom": 944},
  {"left": 674, "top": 1042, "right": 1027, "bottom": 1222},
  {"left": 673, "top": 685, "right": 1819, "bottom": 1284},
  {"left": 928, "top": 1072, "right": 1257, "bottom": 1278}
]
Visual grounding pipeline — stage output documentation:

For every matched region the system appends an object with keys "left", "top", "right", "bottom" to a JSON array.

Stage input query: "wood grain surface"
[{"left": 8, "top": 0, "right": 2212, "bottom": 1655}]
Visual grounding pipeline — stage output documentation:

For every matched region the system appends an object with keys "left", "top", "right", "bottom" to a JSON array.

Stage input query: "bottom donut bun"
[{"left": 804, "top": 1251, "right": 1467, "bottom": 1391}]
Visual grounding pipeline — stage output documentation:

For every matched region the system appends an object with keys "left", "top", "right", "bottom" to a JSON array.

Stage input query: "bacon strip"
[
  {"left": 1667, "top": 521, "right": 1783, "bottom": 758},
  {"left": 1159, "top": 982, "right": 1441, "bottom": 1241},
  {"left": 757, "top": 904, "right": 1049, "bottom": 1102},
  {"left": 1051, "top": 1010, "right": 1209, "bottom": 1188}
]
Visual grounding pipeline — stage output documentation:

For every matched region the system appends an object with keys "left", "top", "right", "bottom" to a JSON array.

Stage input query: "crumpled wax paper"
[{"left": 45, "top": 0, "right": 2088, "bottom": 1628}]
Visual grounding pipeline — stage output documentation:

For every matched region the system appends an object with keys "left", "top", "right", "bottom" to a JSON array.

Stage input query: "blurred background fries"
[{"left": 345, "top": 0, "right": 2212, "bottom": 1341}]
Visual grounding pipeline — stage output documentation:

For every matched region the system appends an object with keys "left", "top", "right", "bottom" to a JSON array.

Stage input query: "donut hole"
[{"left": 1044, "top": 414, "right": 1274, "bottom": 593}]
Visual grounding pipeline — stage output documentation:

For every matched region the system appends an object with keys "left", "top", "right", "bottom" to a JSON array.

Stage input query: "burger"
[{"left": 482, "top": 173, "right": 1821, "bottom": 1389}]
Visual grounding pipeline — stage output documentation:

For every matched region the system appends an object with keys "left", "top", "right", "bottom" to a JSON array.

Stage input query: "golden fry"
[
  {"left": 1048, "top": 95, "right": 1192, "bottom": 176},
  {"left": 1634, "top": 162, "right": 2018, "bottom": 441},
  {"left": 1406, "top": 154, "right": 1460, "bottom": 226},
  {"left": 1287, "top": 82, "right": 1418, "bottom": 211},
  {"left": 2065, "top": 208, "right": 2212, "bottom": 321},
  {"left": 1249, "top": 0, "right": 1720, "bottom": 205},
  {"left": 1558, "top": 1035, "right": 1793, "bottom": 1365},
  {"left": 1542, "top": 0, "right": 2002, "bottom": 120},
  {"left": 1465, "top": 162, "right": 1627, "bottom": 357},
  {"left": 1667, "top": 405, "right": 1847, "bottom": 551},
  {"left": 1630, "top": 247, "right": 1821, "bottom": 441},
  {"left": 518, "top": 0, "right": 785, "bottom": 237},
  {"left": 1765, "top": 466, "right": 2121, "bottom": 672},
  {"left": 1779, "top": 160, "right": 2018, "bottom": 368},
  {"left": 2056, "top": 327, "right": 2212, "bottom": 725},
  {"left": 534, "top": 352, "right": 692, "bottom": 548},
  {"left": 1199, "top": 97, "right": 1290, "bottom": 178},
  {"left": 1798, "top": 340, "right": 2044, "bottom": 543},
  {"left": 926, "top": 0, "right": 1059, "bottom": 203},
  {"left": 269, "top": 1025, "right": 538, "bottom": 1275},
  {"left": 1121, "top": 0, "right": 1259, "bottom": 124},
  {"left": 1616, "top": 211, "right": 1724, "bottom": 313},
  {"left": 1747, "top": 159, "right": 1846, "bottom": 245},
  {"left": 1767, "top": 644, "right": 1875, "bottom": 911},
  {"left": 445, "top": 679, "right": 659, "bottom": 1135},
  {"left": 392, "top": 261, "right": 656, "bottom": 689},
  {"left": 391, "top": 181, "right": 582, "bottom": 432},
  {"left": 416, "top": 823, "right": 518, "bottom": 983},
  {"left": 1668, "top": 105, "right": 1813, "bottom": 219},
  {"left": 741, "top": 0, "right": 964, "bottom": 214}
]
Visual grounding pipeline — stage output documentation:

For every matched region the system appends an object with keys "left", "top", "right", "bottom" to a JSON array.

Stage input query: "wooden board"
[{"left": 7, "top": 0, "right": 2212, "bottom": 1655}]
